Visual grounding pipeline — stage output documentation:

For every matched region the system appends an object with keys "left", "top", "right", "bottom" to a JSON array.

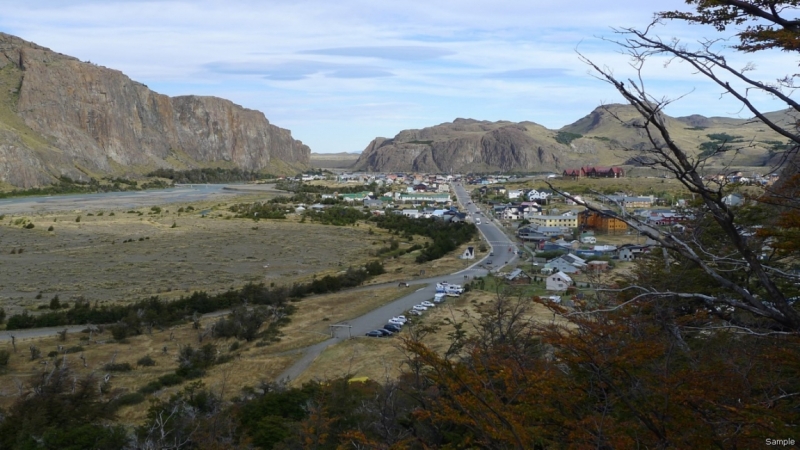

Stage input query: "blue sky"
[{"left": 2, "top": 1, "right": 796, "bottom": 153}]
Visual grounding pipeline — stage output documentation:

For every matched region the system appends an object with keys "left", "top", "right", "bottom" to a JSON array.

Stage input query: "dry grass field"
[
  {"left": 0, "top": 190, "right": 488, "bottom": 425},
  {"left": 291, "top": 289, "right": 569, "bottom": 386},
  {"left": 0, "top": 205, "right": 391, "bottom": 315},
  {"left": 0, "top": 192, "right": 482, "bottom": 318},
  {"left": 0, "top": 285, "right": 414, "bottom": 424}
]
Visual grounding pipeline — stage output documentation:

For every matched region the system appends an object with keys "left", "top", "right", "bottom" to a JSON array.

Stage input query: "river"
[{"left": 0, "top": 183, "right": 282, "bottom": 215}]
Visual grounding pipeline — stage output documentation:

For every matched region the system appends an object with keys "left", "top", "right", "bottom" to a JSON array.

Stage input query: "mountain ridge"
[
  {"left": 353, "top": 104, "right": 798, "bottom": 173},
  {"left": 0, "top": 32, "right": 309, "bottom": 188}
]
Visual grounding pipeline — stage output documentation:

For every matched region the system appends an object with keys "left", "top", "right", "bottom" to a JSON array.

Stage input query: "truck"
[
  {"left": 433, "top": 293, "right": 446, "bottom": 303},
  {"left": 445, "top": 285, "right": 464, "bottom": 297}
]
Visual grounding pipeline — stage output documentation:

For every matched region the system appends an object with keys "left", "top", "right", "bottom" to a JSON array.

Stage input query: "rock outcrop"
[
  {"left": 354, "top": 119, "right": 575, "bottom": 173},
  {"left": 0, "top": 33, "right": 309, "bottom": 188}
]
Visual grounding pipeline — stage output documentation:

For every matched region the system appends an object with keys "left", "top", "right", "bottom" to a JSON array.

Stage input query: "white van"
[{"left": 475, "top": 218, "right": 481, "bottom": 225}]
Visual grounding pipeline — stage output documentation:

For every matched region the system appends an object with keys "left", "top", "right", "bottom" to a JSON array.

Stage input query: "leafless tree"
[{"left": 560, "top": 16, "right": 800, "bottom": 331}]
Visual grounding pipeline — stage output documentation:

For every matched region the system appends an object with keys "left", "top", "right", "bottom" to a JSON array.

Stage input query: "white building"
[{"left": 546, "top": 271, "right": 573, "bottom": 291}]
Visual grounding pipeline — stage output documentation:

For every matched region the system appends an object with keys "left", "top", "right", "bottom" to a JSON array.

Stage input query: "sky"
[{"left": 2, "top": 1, "right": 797, "bottom": 153}]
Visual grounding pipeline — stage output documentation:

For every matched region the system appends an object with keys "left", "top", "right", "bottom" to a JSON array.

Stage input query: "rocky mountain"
[
  {"left": 0, "top": 33, "right": 309, "bottom": 188},
  {"left": 354, "top": 104, "right": 797, "bottom": 173},
  {"left": 354, "top": 119, "right": 572, "bottom": 173}
]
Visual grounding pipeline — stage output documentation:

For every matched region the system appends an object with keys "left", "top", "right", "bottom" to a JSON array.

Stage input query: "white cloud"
[{"left": 0, "top": 0, "right": 790, "bottom": 153}]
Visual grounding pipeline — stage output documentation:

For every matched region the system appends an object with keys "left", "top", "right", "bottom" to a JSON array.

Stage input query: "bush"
[
  {"left": 24, "top": 223, "right": 34, "bottom": 229},
  {"left": 138, "top": 381, "right": 163, "bottom": 394},
  {"left": 47, "top": 225, "right": 54, "bottom": 231},
  {"left": 114, "top": 392, "right": 145, "bottom": 406},
  {"left": 75, "top": 216, "right": 81, "bottom": 222},
  {"left": 65, "top": 346, "right": 84, "bottom": 354},
  {"left": 0, "top": 350, "right": 11, "bottom": 367},
  {"left": 103, "top": 362, "right": 133, "bottom": 372},
  {"left": 158, "top": 373, "right": 184, "bottom": 387},
  {"left": 137, "top": 355, "right": 156, "bottom": 367}
]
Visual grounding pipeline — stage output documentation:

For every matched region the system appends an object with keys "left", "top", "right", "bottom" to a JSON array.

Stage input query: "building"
[
  {"left": 579, "top": 209, "right": 628, "bottom": 234},
  {"left": 546, "top": 271, "right": 573, "bottom": 291},
  {"left": 398, "top": 192, "right": 451, "bottom": 204},
  {"left": 563, "top": 166, "right": 625, "bottom": 178},
  {"left": 528, "top": 215, "right": 578, "bottom": 229},
  {"left": 548, "top": 254, "right": 587, "bottom": 274}
]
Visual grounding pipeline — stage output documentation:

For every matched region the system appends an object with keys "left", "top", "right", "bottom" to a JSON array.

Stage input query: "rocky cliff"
[
  {"left": 0, "top": 33, "right": 309, "bottom": 188},
  {"left": 353, "top": 119, "right": 578, "bottom": 173}
]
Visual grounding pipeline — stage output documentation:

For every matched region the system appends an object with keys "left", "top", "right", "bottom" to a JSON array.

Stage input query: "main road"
[{"left": 276, "top": 182, "right": 519, "bottom": 382}]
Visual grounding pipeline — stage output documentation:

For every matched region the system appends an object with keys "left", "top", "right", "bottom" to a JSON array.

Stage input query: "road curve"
[{"left": 276, "top": 182, "right": 518, "bottom": 383}]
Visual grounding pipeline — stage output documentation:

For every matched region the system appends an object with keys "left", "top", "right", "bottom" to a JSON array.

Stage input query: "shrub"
[
  {"left": 137, "top": 355, "right": 156, "bottom": 367},
  {"left": 216, "top": 354, "right": 234, "bottom": 365},
  {"left": 75, "top": 216, "right": 81, "bottom": 222},
  {"left": 47, "top": 225, "right": 54, "bottom": 231},
  {"left": 158, "top": 373, "right": 184, "bottom": 387},
  {"left": 114, "top": 392, "right": 145, "bottom": 406},
  {"left": 0, "top": 350, "right": 9, "bottom": 367},
  {"left": 65, "top": 346, "right": 84, "bottom": 354},
  {"left": 138, "top": 381, "right": 163, "bottom": 394},
  {"left": 103, "top": 362, "right": 133, "bottom": 372},
  {"left": 24, "top": 223, "right": 34, "bottom": 229}
]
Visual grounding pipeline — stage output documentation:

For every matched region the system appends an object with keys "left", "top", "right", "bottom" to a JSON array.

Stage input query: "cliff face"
[
  {"left": 0, "top": 33, "right": 309, "bottom": 188},
  {"left": 354, "top": 119, "right": 573, "bottom": 173}
]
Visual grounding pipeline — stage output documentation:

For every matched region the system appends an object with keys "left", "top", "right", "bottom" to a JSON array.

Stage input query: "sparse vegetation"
[{"left": 554, "top": 131, "right": 583, "bottom": 145}]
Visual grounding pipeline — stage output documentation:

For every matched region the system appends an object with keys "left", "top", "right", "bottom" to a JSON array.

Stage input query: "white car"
[
  {"left": 421, "top": 301, "right": 435, "bottom": 308},
  {"left": 388, "top": 319, "right": 404, "bottom": 326},
  {"left": 396, "top": 315, "right": 408, "bottom": 322},
  {"left": 412, "top": 304, "right": 428, "bottom": 311},
  {"left": 408, "top": 309, "right": 422, "bottom": 316}
]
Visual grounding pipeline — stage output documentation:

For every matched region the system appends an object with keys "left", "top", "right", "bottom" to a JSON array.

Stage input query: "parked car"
[
  {"left": 365, "top": 330, "right": 383, "bottom": 337},
  {"left": 412, "top": 304, "right": 428, "bottom": 311},
  {"left": 376, "top": 329, "right": 394, "bottom": 337},
  {"left": 433, "top": 293, "right": 446, "bottom": 303},
  {"left": 408, "top": 309, "right": 422, "bottom": 316},
  {"left": 388, "top": 318, "right": 404, "bottom": 326},
  {"left": 384, "top": 324, "right": 402, "bottom": 333},
  {"left": 421, "top": 301, "right": 435, "bottom": 308},
  {"left": 490, "top": 252, "right": 494, "bottom": 256},
  {"left": 392, "top": 316, "right": 408, "bottom": 323}
]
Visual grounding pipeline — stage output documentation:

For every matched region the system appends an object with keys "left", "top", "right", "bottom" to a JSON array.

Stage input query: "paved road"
[{"left": 276, "top": 182, "right": 518, "bottom": 383}]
